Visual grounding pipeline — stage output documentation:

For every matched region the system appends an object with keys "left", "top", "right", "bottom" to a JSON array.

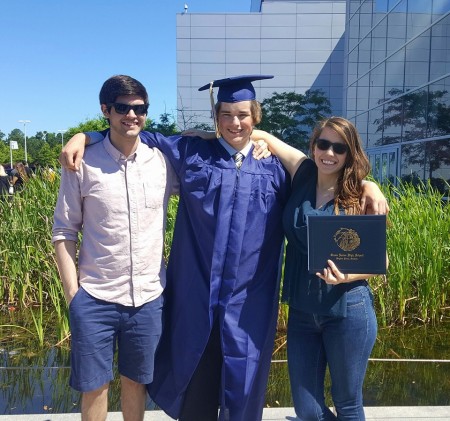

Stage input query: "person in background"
[
  {"left": 42, "top": 166, "right": 56, "bottom": 183},
  {"left": 252, "top": 117, "right": 381, "bottom": 420},
  {"left": 23, "top": 162, "right": 34, "bottom": 178},
  {"left": 10, "top": 162, "right": 29, "bottom": 192},
  {"left": 0, "top": 164, "right": 12, "bottom": 199},
  {"left": 60, "top": 76, "right": 388, "bottom": 421},
  {"left": 52, "top": 75, "right": 177, "bottom": 421}
]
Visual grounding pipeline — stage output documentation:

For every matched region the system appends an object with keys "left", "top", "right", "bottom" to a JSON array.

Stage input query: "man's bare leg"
[
  {"left": 121, "top": 375, "right": 146, "bottom": 421},
  {"left": 81, "top": 383, "right": 109, "bottom": 421}
]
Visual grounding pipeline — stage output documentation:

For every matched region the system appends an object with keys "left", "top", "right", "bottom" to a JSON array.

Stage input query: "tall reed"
[
  {"left": 164, "top": 196, "right": 179, "bottom": 261},
  {"left": 0, "top": 173, "right": 67, "bottom": 345},
  {"left": 1, "top": 174, "right": 449, "bottom": 349},
  {"left": 373, "top": 180, "right": 450, "bottom": 325}
]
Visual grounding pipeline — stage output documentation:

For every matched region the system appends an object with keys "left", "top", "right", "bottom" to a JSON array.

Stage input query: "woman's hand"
[
  {"left": 59, "top": 133, "right": 89, "bottom": 171},
  {"left": 316, "top": 260, "right": 373, "bottom": 285},
  {"left": 181, "top": 129, "right": 216, "bottom": 139},
  {"left": 252, "top": 139, "right": 271, "bottom": 160},
  {"left": 316, "top": 260, "right": 349, "bottom": 284}
]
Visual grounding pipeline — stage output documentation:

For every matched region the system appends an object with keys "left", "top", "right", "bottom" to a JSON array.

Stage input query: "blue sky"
[{"left": 0, "top": 0, "right": 251, "bottom": 137}]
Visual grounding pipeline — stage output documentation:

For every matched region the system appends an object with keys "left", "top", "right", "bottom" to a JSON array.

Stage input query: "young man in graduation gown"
[
  {"left": 149, "top": 76, "right": 290, "bottom": 421},
  {"left": 60, "top": 75, "right": 387, "bottom": 421}
]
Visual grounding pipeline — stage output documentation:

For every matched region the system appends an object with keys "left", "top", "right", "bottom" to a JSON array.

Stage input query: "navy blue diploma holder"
[{"left": 307, "top": 214, "right": 387, "bottom": 274}]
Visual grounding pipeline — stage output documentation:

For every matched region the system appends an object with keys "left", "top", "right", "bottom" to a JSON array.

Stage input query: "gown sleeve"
[
  {"left": 85, "top": 130, "right": 188, "bottom": 176},
  {"left": 86, "top": 129, "right": 109, "bottom": 145},
  {"left": 138, "top": 132, "right": 186, "bottom": 175}
]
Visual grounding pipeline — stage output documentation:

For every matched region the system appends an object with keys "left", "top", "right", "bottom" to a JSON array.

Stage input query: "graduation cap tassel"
[{"left": 209, "top": 82, "right": 221, "bottom": 139}]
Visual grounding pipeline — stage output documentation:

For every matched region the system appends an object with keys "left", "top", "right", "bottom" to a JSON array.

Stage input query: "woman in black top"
[{"left": 253, "top": 117, "right": 385, "bottom": 420}]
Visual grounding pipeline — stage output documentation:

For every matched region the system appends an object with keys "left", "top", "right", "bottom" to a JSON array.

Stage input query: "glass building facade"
[
  {"left": 176, "top": 0, "right": 450, "bottom": 191},
  {"left": 345, "top": 0, "right": 450, "bottom": 192}
]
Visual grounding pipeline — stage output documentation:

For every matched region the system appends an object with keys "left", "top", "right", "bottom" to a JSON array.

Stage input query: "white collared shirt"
[{"left": 218, "top": 137, "right": 253, "bottom": 158}]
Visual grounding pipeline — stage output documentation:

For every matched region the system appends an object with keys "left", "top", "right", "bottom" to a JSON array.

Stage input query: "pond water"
[
  {"left": 0, "top": 318, "right": 449, "bottom": 415},
  {"left": 266, "top": 323, "right": 450, "bottom": 408}
]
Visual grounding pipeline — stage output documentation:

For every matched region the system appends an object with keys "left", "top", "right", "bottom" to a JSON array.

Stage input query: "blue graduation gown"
[{"left": 141, "top": 132, "right": 290, "bottom": 420}]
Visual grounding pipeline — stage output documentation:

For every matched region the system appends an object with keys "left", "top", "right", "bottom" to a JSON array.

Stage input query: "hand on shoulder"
[{"left": 59, "top": 133, "right": 90, "bottom": 171}]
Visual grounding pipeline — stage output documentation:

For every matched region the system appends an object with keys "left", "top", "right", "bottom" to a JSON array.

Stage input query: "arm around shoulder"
[
  {"left": 59, "top": 133, "right": 91, "bottom": 171},
  {"left": 360, "top": 180, "right": 389, "bottom": 215},
  {"left": 251, "top": 129, "right": 307, "bottom": 178}
]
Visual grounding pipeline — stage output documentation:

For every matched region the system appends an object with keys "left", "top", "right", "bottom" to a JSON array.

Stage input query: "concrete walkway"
[{"left": 1, "top": 407, "right": 450, "bottom": 420}]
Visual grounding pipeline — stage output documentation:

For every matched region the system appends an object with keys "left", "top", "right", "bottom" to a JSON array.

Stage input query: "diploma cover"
[{"left": 307, "top": 215, "right": 386, "bottom": 274}]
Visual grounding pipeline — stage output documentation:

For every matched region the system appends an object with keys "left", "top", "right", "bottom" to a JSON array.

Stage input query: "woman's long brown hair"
[
  {"left": 16, "top": 162, "right": 29, "bottom": 183},
  {"left": 309, "top": 117, "right": 370, "bottom": 215}
]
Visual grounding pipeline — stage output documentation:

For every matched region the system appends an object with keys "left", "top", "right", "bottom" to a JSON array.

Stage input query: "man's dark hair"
[{"left": 99, "top": 75, "right": 149, "bottom": 106}]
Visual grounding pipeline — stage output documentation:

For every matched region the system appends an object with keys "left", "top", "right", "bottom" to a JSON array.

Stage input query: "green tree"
[
  {"left": 258, "top": 90, "right": 331, "bottom": 151},
  {"left": 8, "top": 128, "right": 24, "bottom": 147},
  {"left": 26, "top": 136, "right": 44, "bottom": 164},
  {"left": 43, "top": 116, "right": 111, "bottom": 159},
  {"left": 65, "top": 115, "right": 109, "bottom": 139},
  {"left": 146, "top": 112, "right": 178, "bottom": 136},
  {"left": 4, "top": 129, "right": 27, "bottom": 164},
  {"left": 0, "top": 140, "right": 9, "bottom": 164},
  {"left": 34, "top": 142, "right": 58, "bottom": 167}
]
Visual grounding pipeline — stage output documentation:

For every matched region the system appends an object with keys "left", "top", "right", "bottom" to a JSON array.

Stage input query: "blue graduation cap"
[
  {"left": 198, "top": 74, "right": 273, "bottom": 103},
  {"left": 198, "top": 74, "right": 273, "bottom": 137}
]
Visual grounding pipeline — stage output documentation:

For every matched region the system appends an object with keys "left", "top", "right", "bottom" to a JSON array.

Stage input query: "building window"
[
  {"left": 401, "top": 139, "right": 450, "bottom": 194},
  {"left": 428, "top": 76, "right": 450, "bottom": 138}
]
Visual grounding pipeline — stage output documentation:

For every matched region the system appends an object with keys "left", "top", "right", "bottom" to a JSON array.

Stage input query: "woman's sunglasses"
[
  {"left": 109, "top": 103, "right": 149, "bottom": 116},
  {"left": 315, "top": 138, "right": 348, "bottom": 155}
]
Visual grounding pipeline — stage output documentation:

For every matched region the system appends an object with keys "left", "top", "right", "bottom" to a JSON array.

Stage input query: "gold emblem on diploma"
[{"left": 333, "top": 228, "right": 361, "bottom": 252}]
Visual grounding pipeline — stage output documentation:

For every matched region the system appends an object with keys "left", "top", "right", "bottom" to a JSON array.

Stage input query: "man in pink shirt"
[{"left": 52, "top": 75, "right": 177, "bottom": 421}]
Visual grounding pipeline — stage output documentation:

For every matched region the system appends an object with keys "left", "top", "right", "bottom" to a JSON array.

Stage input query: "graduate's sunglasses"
[
  {"left": 315, "top": 138, "right": 348, "bottom": 155},
  {"left": 109, "top": 103, "right": 149, "bottom": 116}
]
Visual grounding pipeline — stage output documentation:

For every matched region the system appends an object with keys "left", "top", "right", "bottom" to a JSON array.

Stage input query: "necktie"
[{"left": 233, "top": 152, "right": 244, "bottom": 169}]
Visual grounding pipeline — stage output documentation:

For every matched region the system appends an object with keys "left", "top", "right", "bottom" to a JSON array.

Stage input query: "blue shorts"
[{"left": 68, "top": 287, "right": 163, "bottom": 392}]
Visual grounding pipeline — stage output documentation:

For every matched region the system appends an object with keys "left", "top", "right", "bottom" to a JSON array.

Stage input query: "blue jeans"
[{"left": 287, "top": 285, "right": 377, "bottom": 421}]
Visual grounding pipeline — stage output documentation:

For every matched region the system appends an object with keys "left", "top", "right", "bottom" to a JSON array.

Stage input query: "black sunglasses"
[
  {"left": 315, "top": 138, "right": 348, "bottom": 155},
  {"left": 109, "top": 103, "right": 149, "bottom": 116}
]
